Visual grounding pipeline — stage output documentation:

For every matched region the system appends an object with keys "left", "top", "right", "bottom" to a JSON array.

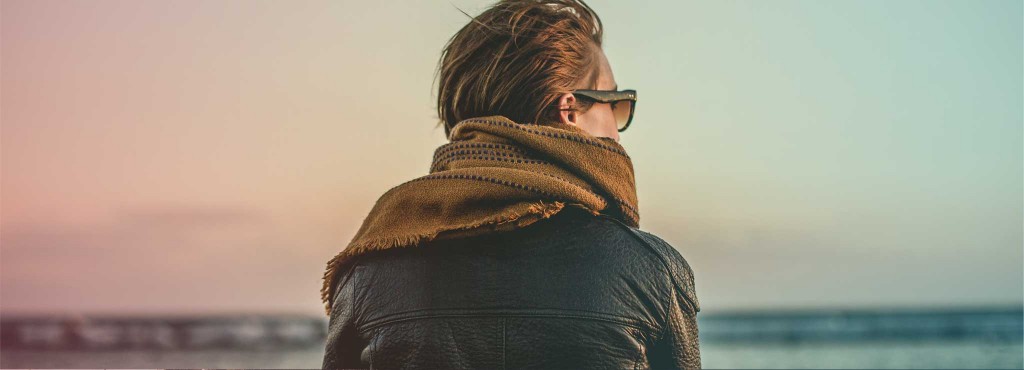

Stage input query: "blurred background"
[{"left": 2, "top": 0, "right": 1021, "bottom": 368}]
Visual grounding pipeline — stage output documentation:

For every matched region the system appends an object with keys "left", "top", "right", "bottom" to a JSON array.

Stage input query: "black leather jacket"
[{"left": 322, "top": 206, "right": 702, "bottom": 369}]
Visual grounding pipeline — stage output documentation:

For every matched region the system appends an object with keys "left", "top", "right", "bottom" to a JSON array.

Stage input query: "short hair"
[{"left": 435, "top": 0, "right": 604, "bottom": 137}]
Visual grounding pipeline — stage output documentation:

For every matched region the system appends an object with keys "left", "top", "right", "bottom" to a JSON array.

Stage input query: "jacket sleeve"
[
  {"left": 635, "top": 231, "right": 702, "bottom": 369},
  {"left": 646, "top": 283, "right": 702, "bottom": 369},
  {"left": 321, "top": 263, "right": 367, "bottom": 369}
]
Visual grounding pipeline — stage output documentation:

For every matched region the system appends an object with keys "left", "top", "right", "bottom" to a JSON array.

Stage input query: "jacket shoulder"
[{"left": 595, "top": 215, "right": 701, "bottom": 314}]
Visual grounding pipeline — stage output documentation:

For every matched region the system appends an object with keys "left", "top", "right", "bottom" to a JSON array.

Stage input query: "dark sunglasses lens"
[{"left": 613, "top": 100, "right": 633, "bottom": 131}]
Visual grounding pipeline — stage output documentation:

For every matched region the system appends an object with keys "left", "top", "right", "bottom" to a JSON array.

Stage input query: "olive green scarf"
[{"left": 320, "top": 115, "right": 639, "bottom": 316}]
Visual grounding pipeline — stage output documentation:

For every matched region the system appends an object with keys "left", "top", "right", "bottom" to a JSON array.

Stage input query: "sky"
[{"left": 2, "top": 0, "right": 1021, "bottom": 316}]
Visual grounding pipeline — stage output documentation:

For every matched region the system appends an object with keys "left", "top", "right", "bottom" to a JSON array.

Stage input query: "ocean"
[{"left": 2, "top": 307, "right": 1021, "bottom": 368}]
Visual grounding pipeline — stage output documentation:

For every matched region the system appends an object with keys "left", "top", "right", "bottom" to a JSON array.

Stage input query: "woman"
[{"left": 321, "top": 1, "right": 701, "bottom": 368}]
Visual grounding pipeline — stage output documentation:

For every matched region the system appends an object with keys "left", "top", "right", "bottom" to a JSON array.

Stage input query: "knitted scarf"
[{"left": 320, "top": 115, "right": 639, "bottom": 316}]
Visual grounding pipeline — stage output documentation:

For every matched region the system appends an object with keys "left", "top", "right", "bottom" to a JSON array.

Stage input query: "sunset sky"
[{"left": 2, "top": 0, "right": 1021, "bottom": 316}]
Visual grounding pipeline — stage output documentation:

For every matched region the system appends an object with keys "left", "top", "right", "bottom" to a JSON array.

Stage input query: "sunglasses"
[{"left": 561, "top": 88, "right": 637, "bottom": 132}]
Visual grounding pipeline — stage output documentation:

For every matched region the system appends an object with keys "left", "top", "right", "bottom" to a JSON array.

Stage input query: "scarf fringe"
[{"left": 320, "top": 200, "right": 573, "bottom": 316}]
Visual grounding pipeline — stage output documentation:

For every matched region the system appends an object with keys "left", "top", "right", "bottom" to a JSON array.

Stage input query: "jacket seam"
[
  {"left": 360, "top": 306, "right": 650, "bottom": 329},
  {"left": 360, "top": 309, "right": 643, "bottom": 332},
  {"left": 329, "top": 261, "right": 364, "bottom": 322},
  {"left": 369, "top": 327, "right": 376, "bottom": 369},
  {"left": 653, "top": 290, "right": 673, "bottom": 349},
  {"left": 501, "top": 317, "right": 506, "bottom": 370}
]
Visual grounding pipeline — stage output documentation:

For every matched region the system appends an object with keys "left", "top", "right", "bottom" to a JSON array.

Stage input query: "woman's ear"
[{"left": 558, "top": 93, "right": 578, "bottom": 126}]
